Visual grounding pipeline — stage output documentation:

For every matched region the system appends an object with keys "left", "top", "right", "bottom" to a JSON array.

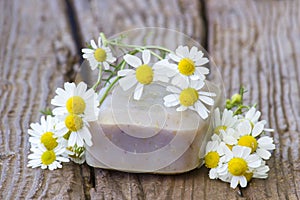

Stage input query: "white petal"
[
  {"left": 256, "top": 148, "right": 271, "bottom": 160},
  {"left": 103, "top": 62, "right": 110, "bottom": 70},
  {"left": 258, "top": 136, "right": 275, "bottom": 150},
  {"left": 68, "top": 132, "right": 77, "bottom": 147},
  {"left": 214, "top": 108, "right": 221, "bottom": 127},
  {"left": 237, "top": 121, "right": 252, "bottom": 135},
  {"left": 199, "top": 95, "right": 214, "bottom": 106},
  {"left": 230, "top": 176, "right": 239, "bottom": 189},
  {"left": 247, "top": 154, "right": 261, "bottom": 168},
  {"left": 168, "top": 53, "right": 181, "bottom": 62},
  {"left": 90, "top": 40, "right": 97, "bottom": 49},
  {"left": 176, "top": 105, "right": 187, "bottom": 111},
  {"left": 118, "top": 75, "right": 137, "bottom": 91},
  {"left": 195, "top": 58, "right": 209, "bottom": 66},
  {"left": 163, "top": 94, "right": 180, "bottom": 107},
  {"left": 142, "top": 50, "right": 151, "bottom": 64},
  {"left": 124, "top": 54, "right": 142, "bottom": 68},
  {"left": 176, "top": 46, "right": 189, "bottom": 58},
  {"left": 134, "top": 83, "right": 144, "bottom": 100},
  {"left": 252, "top": 122, "right": 264, "bottom": 137},
  {"left": 239, "top": 176, "right": 247, "bottom": 188},
  {"left": 194, "top": 101, "right": 209, "bottom": 119},
  {"left": 209, "top": 168, "right": 218, "bottom": 179},
  {"left": 117, "top": 69, "right": 135, "bottom": 77},
  {"left": 171, "top": 75, "right": 189, "bottom": 89},
  {"left": 82, "top": 48, "right": 94, "bottom": 53},
  {"left": 166, "top": 86, "right": 181, "bottom": 93},
  {"left": 246, "top": 107, "right": 256, "bottom": 120}
]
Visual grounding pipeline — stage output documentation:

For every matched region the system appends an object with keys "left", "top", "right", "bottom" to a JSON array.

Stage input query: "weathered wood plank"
[
  {"left": 207, "top": 0, "right": 300, "bottom": 199},
  {"left": 0, "top": 1, "right": 86, "bottom": 199},
  {"left": 73, "top": 0, "right": 244, "bottom": 199}
]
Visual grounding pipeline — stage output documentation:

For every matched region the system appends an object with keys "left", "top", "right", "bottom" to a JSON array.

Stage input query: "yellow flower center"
[
  {"left": 40, "top": 132, "right": 58, "bottom": 150},
  {"left": 238, "top": 135, "right": 258, "bottom": 153},
  {"left": 179, "top": 88, "right": 199, "bottom": 107},
  {"left": 41, "top": 150, "right": 56, "bottom": 165},
  {"left": 214, "top": 125, "right": 227, "bottom": 134},
  {"left": 135, "top": 64, "right": 154, "bottom": 85},
  {"left": 204, "top": 151, "right": 220, "bottom": 169},
  {"left": 65, "top": 114, "right": 83, "bottom": 132},
  {"left": 66, "top": 96, "right": 86, "bottom": 115},
  {"left": 228, "top": 157, "right": 248, "bottom": 176},
  {"left": 244, "top": 172, "right": 253, "bottom": 182},
  {"left": 94, "top": 48, "right": 107, "bottom": 62},
  {"left": 178, "top": 58, "right": 195, "bottom": 76}
]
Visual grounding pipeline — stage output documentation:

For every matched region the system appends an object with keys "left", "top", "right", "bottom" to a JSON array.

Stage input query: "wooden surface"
[{"left": 0, "top": 0, "right": 299, "bottom": 199}]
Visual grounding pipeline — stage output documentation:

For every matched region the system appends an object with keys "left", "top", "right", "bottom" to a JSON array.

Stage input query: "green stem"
[
  {"left": 98, "top": 61, "right": 126, "bottom": 106},
  {"left": 92, "top": 65, "right": 103, "bottom": 90},
  {"left": 107, "top": 41, "right": 172, "bottom": 60},
  {"left": 108, "top": 41, "right": 172, "bottom": 53},
  {"left": 99, "top": 77, "right": 120, "bottom": 106},
  {"left": 100, "top": 32, "right": 108, "bottom": 46}
]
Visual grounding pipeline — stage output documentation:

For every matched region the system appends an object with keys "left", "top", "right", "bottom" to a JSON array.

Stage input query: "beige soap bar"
[{"left": 86, "top": 82, "right": 222, "bottom": 174}]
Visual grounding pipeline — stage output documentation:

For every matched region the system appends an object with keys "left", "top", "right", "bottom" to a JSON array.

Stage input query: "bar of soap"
[{"left": 86, "top": 82, "right": 222, "bottom": 174}]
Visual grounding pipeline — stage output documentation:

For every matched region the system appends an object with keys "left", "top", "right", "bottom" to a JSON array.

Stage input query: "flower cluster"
[
  {"left": 27, "top": 33, "right": 215, "bottom": 170},
  {"left": 118, "top": 46, "right": 215, "bottom": 119},
  {"left": 203, "top": 91, "right": 275, "bottom": 188},
  {"left": 27, "top": 82, "right": 100, "bottom": 169}
]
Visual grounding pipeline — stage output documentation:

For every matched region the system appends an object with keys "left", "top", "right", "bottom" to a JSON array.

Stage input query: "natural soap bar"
[{"left": 86, "top": 82, "right": 222, "bottom": 174}]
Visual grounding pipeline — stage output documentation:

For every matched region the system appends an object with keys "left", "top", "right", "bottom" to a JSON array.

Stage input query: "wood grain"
[
  {"left": 0, "top": 0, "right": 85, "bottom": 199},
  {"left": 207, "top": 0, "right": 300, "bottom": 199},
  {"left": 1, "top": 0, "right": 299, "bottom": 199}
]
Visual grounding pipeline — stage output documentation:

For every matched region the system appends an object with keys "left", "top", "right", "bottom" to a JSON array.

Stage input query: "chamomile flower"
[
  {"left": 51, "top": 82, "right": 99, "bottom": 121},
  {"left": 163, "top": 80, "right": 215, "bottom": 119},
  {"left": 244, "top": 107, "right": 274, "bottom": 132},
  {"left": 55, "top": 115, "right": 92, "bottom": 147},
  {"left": 27, "top": 144, "right": 69, "bottom": 170},
  {"left": 203, "top": 141, "right": 227, "bottom": 179},
  {"left": 218, "top": 146, "right": 261, "bottom": 188},
  {"left": 236, "top": 120, "right": 275, "bottom": 160},
  {"left": 28, "top": 116, "right": 63, "bottom": 150},
  {"left": 82, "top": 36, "right": 116, "bottom": 70},
  {"left": 117, "top": 50, "right": 169, "bottom": 100},
  {"left": 213, "top": 108, "right": 239, "bottom": 134},
  {"left": 167, "top": 46, "right": 209, "bottom": 85}
]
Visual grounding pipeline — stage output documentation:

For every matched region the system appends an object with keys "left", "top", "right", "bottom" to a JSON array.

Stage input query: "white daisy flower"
[
  {"left": 28, "top": 115, "right": 64, "bottom": 150},
  {"left": 243, "top": 107, "right": 274, "bottom": 132},
  {"left": 51, "top": 82, "right": 99, "bottom": 121},
  {"left": 213, "top": 108, "right": 239, "bottom": 134},
  {"left": 167, "top": 45, "right": 209, "bottom": 85},
  {"left": 81, "top": 36, "right": 116, "bottom": 70},
  {"left": 163, "top": 80, "right": 216, "bottom": 119},
  {"left": 218, "top": 146, "right": 261, "bottom": 188},
  {"left": 203, "top": 141, "right": 227, "bottom": 179},
  {"left": 27, "top": 144, "right": 69, "bottom": 170},
  {"left": 55, "top": 115, "right": 92, "bottom": 147},
  {"left": 117, "top": 50, "right": 169, "bottom": 100},
  {"left": 236, "top": 120, "right": 275, "bottom": 160}
]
